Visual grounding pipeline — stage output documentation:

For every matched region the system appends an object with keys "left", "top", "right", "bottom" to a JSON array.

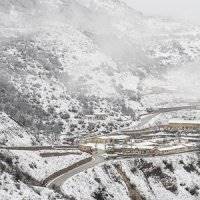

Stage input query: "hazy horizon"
[{"left": 124, "top": 0, "right": 200, "bottom": 24}]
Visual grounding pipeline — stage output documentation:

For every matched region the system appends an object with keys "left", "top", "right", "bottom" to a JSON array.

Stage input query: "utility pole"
[
  {"left": 131, "top": 138, "right": 133, "bottom": 149},
  {"left": 118, "top": 124, "right": 122, "bottom": 135},
  {"left": 177, "top": 131, "right": 181, "bottom": 143},
  {"left": 131, "top": 138, "right": 134, "bottom": 154},
  {"left": 95, "top": 140, "right": 97, "bottom": 153}
]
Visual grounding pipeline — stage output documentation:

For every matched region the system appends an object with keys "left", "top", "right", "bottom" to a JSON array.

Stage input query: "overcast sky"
[{"left": 124, "top": 0, "right": 200, "bottom": 24}]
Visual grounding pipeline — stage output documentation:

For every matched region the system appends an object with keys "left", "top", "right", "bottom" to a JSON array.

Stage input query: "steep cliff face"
[{"left": 1, "top": 0, "right": 200, "bottom": 142}]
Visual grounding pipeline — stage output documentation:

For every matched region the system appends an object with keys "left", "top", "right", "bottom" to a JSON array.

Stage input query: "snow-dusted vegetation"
[
  {"left": 121, "top": 153, "right": 200, "bottom": 200},
  {"left": 1, "top": 149, "right": 91, "bottom": 181},
  {"left": 0, "top": 112, "right": 34, "bottom": 146},
  {"left": 0, "top": 152, "right": 69, "bottom": 200},
  {"left": 0, "top": 0, "right": 200, "bottom": 199},
  {"left": 1, "top": 0, "right": 200, "bottom": 143},
  {"left": 63, "top": 153, "right": 200, "bottom": 200}
]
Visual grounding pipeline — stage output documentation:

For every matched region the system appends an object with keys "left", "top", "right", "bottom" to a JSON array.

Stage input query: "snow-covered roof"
[
  {"left": 159, "top": 145, "right": 185, "bottom": 151},
  {"left": 94, "top": 112, "right": 107, "bottom": 115},
  {"left": 98, "top": 135, "right": 130, "bottom": 140},
  {"left": 169, "top": 118, "right": 200, "bottom": 125}
]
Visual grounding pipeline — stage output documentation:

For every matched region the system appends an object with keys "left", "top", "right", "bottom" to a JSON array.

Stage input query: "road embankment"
[{"left": 42, "top": 156, "right": 92, "bottom": 186}]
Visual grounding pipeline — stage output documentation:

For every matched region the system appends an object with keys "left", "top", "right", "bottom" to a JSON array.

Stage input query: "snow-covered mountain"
[
  {"left": 1, "top": 0, "right": 200, "bottom": 141},
  {"left": 1, "top": 1, "right": 200, "bottom": 200}
]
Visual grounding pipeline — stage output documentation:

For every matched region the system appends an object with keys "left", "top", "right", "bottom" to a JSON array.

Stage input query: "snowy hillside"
[
  {"left": 0, "top": 0, "right": 200, "bottom": 140},
  {"left": 0, "top": 0, "right": 200, "bottom": 199},
  {"left": 62, "top": 152, "right": 200, "bottom": 200},
  {"left": 0, "top": 151, "right": 67, "bottom": 200},
  {"left": 1, "top": 149, "right": 90, "bottom": 181},
  {"left": 0, "top": 112, "right": 34, "bottom": 146}
]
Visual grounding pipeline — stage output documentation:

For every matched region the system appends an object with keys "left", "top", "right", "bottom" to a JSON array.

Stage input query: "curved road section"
[
  {"left": 46, "top": 152, "right": 105, "bottom": 188},
  {"left": 45, "top": 105, "right": 200, "bottom": 188}
]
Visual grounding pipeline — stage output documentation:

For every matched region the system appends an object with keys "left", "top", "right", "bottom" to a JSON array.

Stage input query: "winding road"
[
  {"left": 124, "top": 104, "right": 200, "bottom": 131},
  {"left": 36, "top": 104, "right": 200, "bottom": 189},
  {"left": 46, "top": 147, "right": 200, "bottom": 189},
  {"left": 46, "top": 150, "right": 105, "bottom": 188}
]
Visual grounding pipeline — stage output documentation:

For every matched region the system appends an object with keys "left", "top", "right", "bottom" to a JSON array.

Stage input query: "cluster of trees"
[
  {"left": 0, "top": 37, "right": 140, "bottom": 142},
  {"left": 0, "top": 38, "right": 63, "bottom": 79},
  {"left": 111, "top": 98, "right": 136, "bottom": 120},
  {"left": 0, "top": 38, "right": 68, "bottom": 143},
  {"left": 0, "top": 79, "right": 64, "bottom": 143},
  {"left": 77, "top": 95, "right": 95, "bottom": 115}
]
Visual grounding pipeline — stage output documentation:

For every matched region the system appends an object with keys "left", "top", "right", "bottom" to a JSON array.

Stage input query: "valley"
[{"left": 0, "top": 0, "right": 200, "bottom": 199}]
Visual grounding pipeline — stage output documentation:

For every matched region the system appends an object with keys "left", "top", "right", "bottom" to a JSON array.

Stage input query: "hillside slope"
[
  {"left": 0, "top": 0, "right": 200, "bottom": 142},
  {"left": 62, "top": 153, "right": 200, "bottom": 200},
  {"left": 0, "top": 112, "right": 34, "bottom": 146},
  {"left": 0, "top": 152, "right": 68, "bottom": 200}
]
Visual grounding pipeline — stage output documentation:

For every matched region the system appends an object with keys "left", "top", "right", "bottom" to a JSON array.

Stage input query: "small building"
[
  {"left": 82, "top": 135, "right": 131, "bottom": 145},
  {"left": 168, "top": 119, "right": 200, "bottom": 130},
  {"left": 121, "top": 128, "right": 155, "bottom": 139},
  {"left": 107, "top": 146, "right": 160, "bottom": 156},
  {"left": 99, "top": 135, "right": 131, "bottom": 144},
  {"left": 159, "top": 145, "right": 186, "bottom": 154},
  {"left": 60, "top": 134, "right": 79, "bottom": 145}
]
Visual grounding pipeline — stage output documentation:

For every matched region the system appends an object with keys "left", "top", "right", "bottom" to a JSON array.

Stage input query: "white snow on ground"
[
  {"left": 61, "top": 152, "right": 200, "bottom": 200},
  {"left": 1, "top": 0, "right": 200, "bottom": 140},
  {"left": 1, "top": 149, "right": 91, "bottom": 181},
  {"left": 62, "top": 164, "right": 130, "bottom": 200},
  {"left": 0, "top": 112, "right": 34, "bottom": 147},
  {"left": 83, "top": 143, "right": 106, "bottom": 150},
  {"left": 114, "top": 73, "right": 139, "bottom": 91},
  {"left": 0, "top": 172, "right": 64, "bottom": 200},
  {"left": 121, "top": 152, "right": 200, "bottom": 200},
  {"left": 141, "top": 62, "right": 200, "bottom": 108},
  {"left": 99, "top": 135, "right": 130, "bottom": 140},
  {"left": 141, "top": 109, "right": 200, "bottom": 128},
  {"left": 83, "top": 138, "right": 197, "bottom": 152},
  {"left": 1, "top": 0, "right": 200, "bottom": 199},
  {"left": 168, "top": 119, "right": 200, "bottom": 124}
]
